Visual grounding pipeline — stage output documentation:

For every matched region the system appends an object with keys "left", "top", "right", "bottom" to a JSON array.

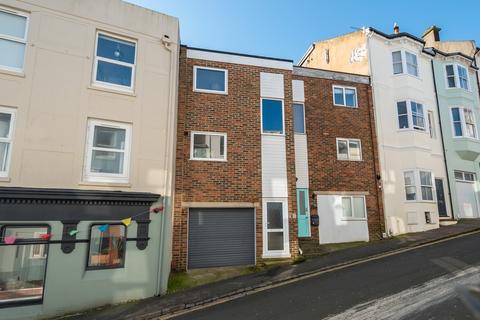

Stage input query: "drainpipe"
[{"left": 430, "top": 59, "right": 455, "bottom": 220}]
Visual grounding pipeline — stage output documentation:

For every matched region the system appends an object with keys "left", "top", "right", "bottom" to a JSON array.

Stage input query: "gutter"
[{"left": 430, "top": 60, "right": 456, "bottom": 220}]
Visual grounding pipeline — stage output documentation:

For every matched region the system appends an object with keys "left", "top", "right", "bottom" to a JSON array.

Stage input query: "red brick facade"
[
  {"left": 172, "top": 47, "right": 299, "bottom": 271},
  {"left": 293, "top": 72, "right": 385, "bottom": 241}
]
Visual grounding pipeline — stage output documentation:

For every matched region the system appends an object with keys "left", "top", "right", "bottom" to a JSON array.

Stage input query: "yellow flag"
[{"left": 122, "top": 217, "right": 132, "bottom": 226}]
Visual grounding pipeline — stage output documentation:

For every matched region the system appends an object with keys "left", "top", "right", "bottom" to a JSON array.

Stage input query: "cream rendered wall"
[
  {"left": 367, "top": 34, "right": 450, "bottom": 235},
  {"left": 0, "top": 0, "right": 179, "bottom": 196}
]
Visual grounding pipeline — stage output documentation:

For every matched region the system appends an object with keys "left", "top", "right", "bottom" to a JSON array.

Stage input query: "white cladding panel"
[
  {"left": 260, "top": 72, "right": 284, "bottom": 99},
  {"left": 261, "top": 135, "right": 288, "bottom": 198},
  {"left": 317, "top": 195, "right": 369, "bottom": 244},
  {"left": 292, "top": 80, "right": 305, "bottom": 102},
  {"left": 294, "top": 134, "right": 309, "bottom": 188}
]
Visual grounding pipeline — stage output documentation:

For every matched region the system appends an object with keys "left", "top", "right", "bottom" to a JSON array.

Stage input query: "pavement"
[{"left": 63, "top": 219, "right": 480, "bottom": 320}]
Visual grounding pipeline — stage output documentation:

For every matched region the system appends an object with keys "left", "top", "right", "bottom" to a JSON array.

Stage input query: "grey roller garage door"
[{"left": 188, "top": 208, "right": 255, "bottom": 269}]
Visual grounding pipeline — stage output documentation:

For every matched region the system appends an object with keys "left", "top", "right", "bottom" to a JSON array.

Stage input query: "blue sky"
[{"left": 126, "top": 0, "right": 480, "bottom": 63}]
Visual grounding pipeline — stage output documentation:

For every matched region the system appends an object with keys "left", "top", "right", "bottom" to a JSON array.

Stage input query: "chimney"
[
  {"left": 422, "top": 25, "right": 441, "bottom": 42},
  {"left": 393, "top": 22, "right": 400, "bottom": 34}
]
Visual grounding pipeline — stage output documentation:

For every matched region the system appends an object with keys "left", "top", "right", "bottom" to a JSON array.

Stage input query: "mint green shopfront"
[
  {"left": 432, "top": 53, "right": 480, "bottom": 219},
  {"left": 0, "top": 188, "right": 172, "bottom": 320}
]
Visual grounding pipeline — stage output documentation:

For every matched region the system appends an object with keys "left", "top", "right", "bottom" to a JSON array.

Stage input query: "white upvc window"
[
  {"left": 450, "top": 107, "right": 478, "bottom": 139},
  {"left": 193, "top": 66, "right": 228, "bottom": 94},
  {"left": 261, "top": 98, "right": 284, "bottom": 135},
  {"left": 396, "top": 100, "right": 426, "bottom": 131},
  {"left": 263, "top": 199, "right": 290, "bottom": 258},
  {"left": 0, "top": 7, "right": 28, "bottom": 73},
  {"left": 93, "top": 32, "right": 137, "bottom": 91},
  {"left": 392, "top": 50, "right": 419, "bottom": 77},
  {"left": 336, "top": 138, "right": 362, "bottom": 161},
  {"left": 0, "top": 107, "right": 15, "bottom": 178},
  {"left": 332, "top": 85, "right": 357, "bottom": 108},
  {"left": 341, "top": 196, "right": 366, "bottom": 220},
  {"left": 454, "top": 170, "right": 476, "bottom": 182},
  {"left": 403, "top": 169, "right": 434, "bottom": 202},
  {"left": 84, "top": 119, "right": 132, "bottom": 183},
  {"left": 445, "top": 63, "right": 470, "bottom": 91},
  {"left": 190, "top": 131, "right": 227, "bottom": 161}
]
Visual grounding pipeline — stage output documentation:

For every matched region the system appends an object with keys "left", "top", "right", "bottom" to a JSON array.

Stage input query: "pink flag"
[{"left": 4, "top": 235, "right": 16, "bottom": 244}]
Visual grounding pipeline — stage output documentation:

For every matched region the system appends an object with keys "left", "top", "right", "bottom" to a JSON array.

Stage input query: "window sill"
[
  {"left": 0, "top": 177, "right": 11, "bottom": 182},
  {"left": 341, "top": 218, "right": 367, "bottom": 221},
  {"left": 333, "top": 104, "right": 358, "bottom": 109},
  {"left": 337, "top": 158, "right": 363, "bottom": 162},
  {"left": 397, "top": 128, "right": 428, "bottom": 134},
  {"left": 79, "top": 181, "right": 131, "bottom": 188},
  {"left": 262, "top": 252, "right": 291, "bottom": 259},
  {"left": 392, "top": 73, "right": 421, "bottom": 81},
  {"left": 0, "top": 68, "right": 25, "bottom": 78},
  {"left": 189, "top": 158, "right": 227, "bottom": 162},
  {"left": 261, "top": 132, "right": 285, "bottom": 136},
  {"left": 193, "top": 88, "right": 228, "bottom": 95},
  {"left": 404, "top": 200, "right": 436, "bottom": 204},
  {"left": 88, "top": 84, "right": 136, "bottom": 97}
]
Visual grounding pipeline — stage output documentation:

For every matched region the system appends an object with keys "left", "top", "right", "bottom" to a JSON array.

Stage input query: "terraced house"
[
  {"left": 300, "top": 25, "right": 452, "bottom": 236},
  {"left": 422, "top": 26, "right": 480, "bottom": 219},
  {"left": 172, "top": 46, "right": 385, "bottom": 270},
  {"left": 0, "top": 1, "right": 179, "bottom": 319}
]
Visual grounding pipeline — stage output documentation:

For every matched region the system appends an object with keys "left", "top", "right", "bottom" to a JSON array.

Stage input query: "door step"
[{"left": 439, "top": 220, "right": 458, "bottom": 227}]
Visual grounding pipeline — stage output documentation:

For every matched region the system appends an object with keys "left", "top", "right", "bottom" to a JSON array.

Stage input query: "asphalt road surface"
[{"left": 173, "top": 232, "right": 480, "bottom": 320}]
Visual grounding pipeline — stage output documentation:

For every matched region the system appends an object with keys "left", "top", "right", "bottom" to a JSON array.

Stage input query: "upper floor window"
[
  {"left": 397, "top": 100, "right": 425, "bottom": 131},
  {"left": 84, "top": 119, "right": 132, "bottom": 183},
  {"left": 0, "top": 8, "right": 28, "bottom": 72},
  {"left": 392, "top": 50, "right": 419, "bottom": 77},
  {"left": 191, "top": 131, "right": 226, "bottom": 161},
  {"left": 193, "top": 66, "right": 228, "bottom": 94},
  {"left": 333, "top": 86, "right": 357, "bottom": 108},
  {"left": 93, "top": 33, "right": 136, "bottom": 91},
  {"left": 451, "top": 107, "right": 477, "bottom": 139},
  {"left": 336, "top": 138, "right": 362, "bottom": 161},
  {"left": 261, "top": 98, "right": 284, "bottom": 134},
  {"left": 403, "top": 170, "right": 434, "bottom": 202},
  {"left": 87, "top": 224, "right": 126, "bottom": 270},
  {"left": 293, "top": 103, "right": 305, "bottom": 134},
  {"left": 0, "top": 107, "right": 15, "bottom": 177},
  {"left": 445, "top": 64, "right": 470, "bottom": 90},
  {"left": 455, "top": 170, "right": 476, "bottom": 182}
]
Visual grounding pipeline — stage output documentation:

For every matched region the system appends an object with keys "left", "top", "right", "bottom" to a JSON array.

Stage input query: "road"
[{"left": 173, "top": 232, "right": 480, "bottom": 320}]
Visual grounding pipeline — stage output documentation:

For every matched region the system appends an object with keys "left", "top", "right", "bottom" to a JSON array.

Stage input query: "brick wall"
[
  {"left": 294, "top": 74, "right": 385, "bottom": 241},
  {"left": 172, "top": 47, "right": 298, "bottom": 271}
]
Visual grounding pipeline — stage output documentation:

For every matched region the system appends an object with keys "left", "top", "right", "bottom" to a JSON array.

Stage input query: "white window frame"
[
  {"left": 29, "top": 232, "right": 47, "bottom": 259},
  {"left": 193, "top": 66, "right": 228, "bottom": 95},
  {"left": 261, "top": 98, "right": 285, "bottom": 136},
  {"left": 391, "top": 49, "right": 420, "bottom": 78},
  {"left": 444, "top": 63, "right": 470, "bottom": 91},
  {"left": 92, "top": 31, "right": 137, "bottom": 92},
  {"left": 190, "top": 131, "right": 227, "bottom": 162},
  {"left": 454, "top": 170, "right": 476, "bottom": 183},
  {"left": 332, "top": 85, "right": 358, "bottom": 108},
  {"left": 403, "top": 169, "right": 435, "bottom": 203},
  {"left": 84, "top": 119, "right": 132, "bottom": 184},
  {"left": 0, "top": 7, "right": 29, "bottom": 73},
  {"left": 340, "top": 196, "right": 367, "bottom": 221},
  {"left": 428, "top": 110, "right": 436, "bottom": 139},
  {"left": 262, "top": 199, "right": 290, "bottom": 258},
  {"left": 0, "top": 106, "right": 16, "bottom": 178},
  {"left": 336, "top": 138, "right": 362, "bottom": 161},
  {"left": 396, "top": 100, "right": 427, "bottom": 132},
  {"left": 449, "top": 107, "right": 478, "bottom": 140},
  {"left": 293, "top": 102, "right": 306, "bottom": 134}
]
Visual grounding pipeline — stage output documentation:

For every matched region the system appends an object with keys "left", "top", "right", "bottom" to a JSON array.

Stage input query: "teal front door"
[{"left": 297, "top": 189, "right": 311, "bottom": 237}]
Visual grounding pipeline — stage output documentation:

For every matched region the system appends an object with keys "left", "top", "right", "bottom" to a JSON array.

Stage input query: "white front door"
[{"left": 456, "top": 181, "right": 480, "bottom": 218}]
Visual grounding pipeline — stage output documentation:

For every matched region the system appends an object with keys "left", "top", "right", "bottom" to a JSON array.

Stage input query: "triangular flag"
[
  {"left": 121, "top": 217, "right": 132, "bottom": 226},
  {"left": 98, "top": 224, "right": 109, "bottom": 233},
  {"left": 69, "top": 229, "right": 79, "bottom": 236},
  {"left": 40, "top": 234, "right": 51, "bottom": 241},
  {"left": 4, "top": 235, "right": 16, "bottom": 244}
]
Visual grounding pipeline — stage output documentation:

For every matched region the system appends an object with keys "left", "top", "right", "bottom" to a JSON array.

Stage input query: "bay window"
[
  {"left": 451, "top": 107, "right": 477, "bottom": 139},
  {"left": 445, "top": 63, "right": 470, "bottom": 90},
  {"left": 396, "top": 100, "right": 425, "bottom": 131},
  {"left": 403, "top": 170, "right": 434, "bottom": 202},
  {"left": 392, "top": 50, "right": 419, "bottom": 77}
]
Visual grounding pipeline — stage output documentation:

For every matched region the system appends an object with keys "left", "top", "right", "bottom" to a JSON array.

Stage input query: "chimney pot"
[{"left": 393, "top": 22, "right": 400, "bottom": 34}]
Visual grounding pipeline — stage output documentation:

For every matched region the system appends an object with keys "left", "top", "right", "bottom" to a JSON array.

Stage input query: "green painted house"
[{"left": 423, "top": 27, "right": 480, "bottom": 219}]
